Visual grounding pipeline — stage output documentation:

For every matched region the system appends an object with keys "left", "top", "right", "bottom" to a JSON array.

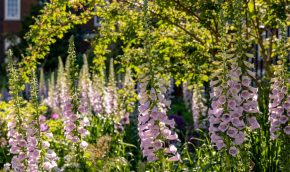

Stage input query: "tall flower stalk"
[
  {"left": 209, "top": 1, "right": 261, "bottom": 157},
  {"left": 39, "top": 68, "right": 47, "bottom": 101},
  {"left": 78, "top": 55, "right": 91, "bottom": 115},
  {"left": 89, "top": 71, "right": 105, "bottom": 115},
  {"left": 45, "top": 72, "right": 55, "bottom": 112},
  {"left": 209, "top": 51, "right": 260, "bottom": 156},
  {"left": 115, "top": 68, "right": 137, "bottom": 132},
  {"left": 6, "top": 51, "right": 57, "bottom": 171},
  {"left": 61, "top": 36, "right": 90, "bottom": 169},
  {"left": 191, "top": 85, "right": 207, "bottom": 130},
  {"left": 29, "top": 70, "right": 58, "bottom": 171},
  {"left": 182, "top": 82, "right": 192, "bottom": 109},
  {"left": 268, "top": 59, "right": 290, "bottom": 140},
  {"left": 46, "top": 56, "right": 65, "bottom": 114},
  {"left": 104, "top": 58, "right": 118, "bottom": 117},
  {"left": 268, "top": 28, "right": 290, "bottom": 140},
  {"left": 138, "top": 69, "right": 180, "bottom": 162},
  {"left": 6, "top": 50, "right": 28, "bottom": 171},
  {"left": 267, "top": 29, "right": 290, "bottom": 170}
]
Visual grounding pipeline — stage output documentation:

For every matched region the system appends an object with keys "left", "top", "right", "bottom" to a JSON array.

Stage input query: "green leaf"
[
  {"left": 120, "top": 141, "right": 137, "bottom": 149},
  {"left": 248, "top": 0, "right": 255, "bottom": 13},
  {"left": 245, "top": 53, "right": 254, "bottom": 58},
  {"left": 200, "top": 75, "right": 209, "bottom": 82}
]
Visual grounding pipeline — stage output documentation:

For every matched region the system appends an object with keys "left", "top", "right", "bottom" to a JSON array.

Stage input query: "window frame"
[
  {"left": 4, "top": 0, "right": 21, "bottom": 21},
  {"left": 94, "top": 16, "right": 101, "bottom": 27},
  {"left": 93, "top": 6, "right": 101, "bottom": 27}
]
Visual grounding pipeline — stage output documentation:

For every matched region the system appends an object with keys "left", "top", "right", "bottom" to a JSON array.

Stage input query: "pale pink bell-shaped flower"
[
  {"left": 80, "top": 141, "right": 89, "bottom": 148},
  {"left": 216, "top": 140, "right": 225, "bottom": 150},
  {"left": 226, "top": 127, "right": 238, "bottom": 138},
  {"left": 284, "top": 126, "right": 290, "bottom": 135},
  {"left": 167, "top": 153, "right": 180, "bottom": 161},
  {"left": 247, "top": 117, "right": 260, "bottom": 130},
  {"left": 229, "top": 146, "right": 238, "bottom": 157}
]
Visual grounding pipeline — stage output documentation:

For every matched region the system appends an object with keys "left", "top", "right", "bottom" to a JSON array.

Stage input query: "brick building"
[
  {"left": 0, "top": 0, "right": 101, "bottom": 65},
  {"left": 0, "top": 0, "right": 39, "bottom": 63}
]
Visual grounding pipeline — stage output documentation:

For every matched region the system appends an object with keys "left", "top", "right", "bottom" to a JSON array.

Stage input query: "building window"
[{"left": 5, "top": 0, "right": 21, "bottom": 21}]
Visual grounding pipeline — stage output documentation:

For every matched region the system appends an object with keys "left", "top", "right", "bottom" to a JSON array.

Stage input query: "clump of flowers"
[
  {"left": 138, "top": 70, "right": 180, "bottom": 162},
  {"left": 104, "top": 58, "right": 118, "bottom": 117},
  {"left": 209, "top": 53, "right": 260, "bottom": 156}
]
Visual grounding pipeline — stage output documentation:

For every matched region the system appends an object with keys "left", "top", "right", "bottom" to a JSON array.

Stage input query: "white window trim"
[
  {"left": 5, "top": 0, "right": 21, "bottom": 21},
  {"left": 94, "top": 16, "right": 101, "bottom": 27},
  {"left": 93, "top": 0, "right": 110, "bottom": 27},
  {"left": 93, "top": 6, "right": 101, "bottom": 27}
]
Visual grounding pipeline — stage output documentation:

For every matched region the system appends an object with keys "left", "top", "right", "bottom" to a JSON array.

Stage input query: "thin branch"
[
  {"left": 169, "top": 0, "right": 220, "bottom": 39},
  {"left": 120, "top": 0, "right": 205, "bottom": 44}
]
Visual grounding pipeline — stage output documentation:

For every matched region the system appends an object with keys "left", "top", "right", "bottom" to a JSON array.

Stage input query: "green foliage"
[{"left": 2, "top": 0, "right": 290, "bottom": 171}]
